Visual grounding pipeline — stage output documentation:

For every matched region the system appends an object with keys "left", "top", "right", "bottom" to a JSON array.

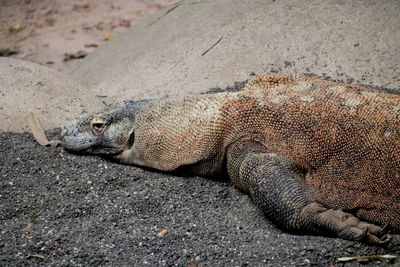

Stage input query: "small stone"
[{"left": 157, "top": 229, "right": 167, "bottom": 237}]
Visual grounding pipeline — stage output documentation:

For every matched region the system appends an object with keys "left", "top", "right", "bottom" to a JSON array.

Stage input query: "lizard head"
[{"left": 61, "top": 100, "right": 139, "bottom": 156}]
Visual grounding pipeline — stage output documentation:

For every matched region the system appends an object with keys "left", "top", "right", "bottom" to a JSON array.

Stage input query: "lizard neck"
[{"left": 119, "top": 93, "right": 230, "bottom": 173}]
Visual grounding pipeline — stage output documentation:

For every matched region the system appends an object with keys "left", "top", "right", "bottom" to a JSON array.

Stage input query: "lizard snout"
[
  {"left": 61, "top": 121, "right": 76, "bottom": 139},
  {"left": 61, "top": 114, "right": 96, "bottom": 152}
]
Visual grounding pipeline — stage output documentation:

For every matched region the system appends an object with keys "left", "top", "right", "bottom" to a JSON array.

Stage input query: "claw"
[
  {"left": 378, "top": 224, "right": 389, "bottom": 236},
  {"left": 367, "top": 233, "right": 391, "bottom": 245},
  {"left": 340, "top": 227, "right": 367, "bottom": 241},
  {"left": 379, "top": 234, "right": 392, "bottom": 245},
  {"left": 354, "top": 229, "right": 368, "bottom": 241},
  {"left": 302, "top": 204, "right": 393, "bottom": 244}
]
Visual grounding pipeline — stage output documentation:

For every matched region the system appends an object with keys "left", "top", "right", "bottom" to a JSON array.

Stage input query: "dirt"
[{"left": 0, "top": 0, "right": 180, "bottom": 74}]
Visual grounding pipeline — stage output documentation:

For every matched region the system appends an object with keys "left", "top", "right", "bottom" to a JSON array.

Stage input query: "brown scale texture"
[
  {"left": 216, "top": 74, "right": 400, "bottom": 231},
  {"left": 131, "top": 95, "right": 227, "bottom": 175},
  {"left": 114, "top": 74, "right": 399, "bottom": 231}
]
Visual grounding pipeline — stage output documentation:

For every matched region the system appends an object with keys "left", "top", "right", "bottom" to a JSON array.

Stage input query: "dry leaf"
[
  {"left": 28, "top": 112, "right": 51, "bottom": 146},
  {"left": 73, "top": 3, "right": 90, "bottom": 10},
  {"left": 109, "top": 18, "right": 131, "bottom": 28},
  {"left": 157, "top": 229, "right": 167, "bottom": 237},
  {"left": 95, "top": 22, "right": 104, "bottom": 31},
  {"left": 82, "top": 23, "right": 93, "bottom": 30},
  {"left": 0, "top": 47, "right": 18, "bottom": 57},
  {"left": 104, "top": 34, "right": 115, "bottom": 41},
  {"left": 46, "top": 18, "right": 60, "bottom": 26},
  {"left": 9, "top": 23, "right": 21, "bottom": 34},
  {"left": 26, "top": 217, "right": 37, "bottom": 231},
  {"left": 63, "top": 50, "right": 87, "bottom": 61},
  {"left": 27, "top": 253, "right": 47, "bottom": 259},
  {"left": 84, "top": 43, "right": 98, "bottom": 48},
  {"left": 337, "top": 254, "right": 397, "bottom": 262},
  {"left": 27, "top": 112, "right": 60, "bottom": 147},
  {"left": 108, "top": 18, "right": 120, "bottom": 28},
  {"left": 119, "top": 19, "right": 131, "bottom": 28}
]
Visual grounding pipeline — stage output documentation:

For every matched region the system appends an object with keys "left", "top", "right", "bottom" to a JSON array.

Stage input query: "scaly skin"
[{"left": 61, "top": 74, "right": 400, "bottom": 244}]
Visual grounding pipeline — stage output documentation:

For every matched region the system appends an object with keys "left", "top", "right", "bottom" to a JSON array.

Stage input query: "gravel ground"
[
  {"left": 1, "top": 81, "right": 400, "bottom": 266},
  {"left": 1, "top": 131, "right": 400, "bottom": 266}
]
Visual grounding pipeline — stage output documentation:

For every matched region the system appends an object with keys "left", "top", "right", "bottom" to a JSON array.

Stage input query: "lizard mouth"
[
  {"left": 61, "top": 133, "right": 95, "bottom": 152},
  {"left": 61, "top": 133, "right": 122, "bottom": 156},
  {"left": 85, "top": 146, "right": 123, "bottom": 156}
]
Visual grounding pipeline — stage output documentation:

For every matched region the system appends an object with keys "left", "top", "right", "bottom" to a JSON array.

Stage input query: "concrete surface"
[
  {"left": 71, "top": 0, "right": 400, "bottom": 102},
  {"left": 0, "top": 58, "right": 104, "bottom": 132}
]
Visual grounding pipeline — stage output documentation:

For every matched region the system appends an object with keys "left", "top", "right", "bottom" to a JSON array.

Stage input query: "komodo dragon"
[{"left": 61, "top": 74, "right": 400, "bottom": 244}]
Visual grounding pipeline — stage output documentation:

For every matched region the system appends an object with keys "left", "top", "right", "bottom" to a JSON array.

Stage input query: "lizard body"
[{"left": 62, "top": 74, "right": 400, "bottom": 244}]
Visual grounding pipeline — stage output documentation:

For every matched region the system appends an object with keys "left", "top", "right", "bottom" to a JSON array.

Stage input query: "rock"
[
  {"left": 0, "top": 58, "right": 104, "bottom": 132},
  {"left": 70, "top": 0, "right": 400, "bottom": 102}
]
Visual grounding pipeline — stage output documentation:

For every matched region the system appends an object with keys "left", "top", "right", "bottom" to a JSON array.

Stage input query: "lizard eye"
[{"left": 91, "top": 118, "right": 107, "bottom": 133}]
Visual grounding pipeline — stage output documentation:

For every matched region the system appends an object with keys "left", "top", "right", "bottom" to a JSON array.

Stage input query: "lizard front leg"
[{"left": 226, "top": 141, "right": 390, "bottom": 245}]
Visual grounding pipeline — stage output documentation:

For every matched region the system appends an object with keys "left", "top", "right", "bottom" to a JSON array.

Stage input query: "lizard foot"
[{"left": 301, "top": 203, "right": 391, "bottom": 245}]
